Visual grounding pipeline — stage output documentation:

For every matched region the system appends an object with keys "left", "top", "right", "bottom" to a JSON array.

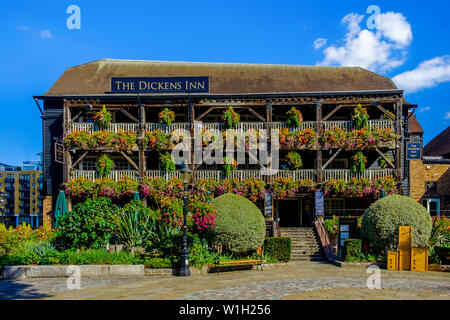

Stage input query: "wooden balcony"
[
  {"left": 72, "top": 168, "right": 395, "bottom": 182},
  {"left": 69, "top": 119, "right": 394, "bottom": 134}
]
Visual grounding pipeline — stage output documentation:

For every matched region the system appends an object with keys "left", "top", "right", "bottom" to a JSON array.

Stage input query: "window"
[
  {"left": 325, "top": 199, "right": 345, "bottom": 217},
  {"left": 425, "top": 181, "right": 437, "bottom": 193},
  {"left": 115, "top": 161, "right": 132, "bottom": 170},
  {"left": 80, "top": 161, "right": 96, "bottom": 170},
  {"left": 422, "top": 198, "right": 440, "bottom": 216}
]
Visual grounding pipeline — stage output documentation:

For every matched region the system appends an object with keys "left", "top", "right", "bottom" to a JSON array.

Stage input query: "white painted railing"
[
  {"left": 273, "top": 169, "right": 317, "bottom": 181},
  {"left": 69, "top": 123, "right": 138, "bottom": 134},
  {"left": 72, "top": 170, "right": 138, "bottom": 181},
  {"left": 322, "top": 120, "right": 394, "bottom": 131},
  {"left": 144, "top": 123, "right": 192, "bottom": 133},
  {"left": 323, "top": 169, "right": 396, "bottom": 181}
]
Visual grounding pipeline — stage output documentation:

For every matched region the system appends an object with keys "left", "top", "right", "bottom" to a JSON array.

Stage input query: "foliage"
[
  {"left": 351, "top": 104, "right": 369, "bottom": 129},
  {"left": 94, "top": 105, "right": 112, "bottom": 130},
  {"left": 114, "top": 200, "right": 156, "bottom": 249},
  {"left": 351, "top": 151, "right": 367, "bottom": 174},
  {"left": 144, "top": 130, "right": 175, "bottom": 150},
  {"left": 344, "top": 238, "right": 362, "bottom": 260},
  {"left": 286, "top": 107, "right": 303, "bottom": 128},
  {"left": 55, "top": 197, "right": 118, "bottom": 249},
  {"left": 0, "top": 223, "right": 56, "bottom": 255},
  {"left": 428, "top": 216, "right": 450, "bottom": 263},
  {"left": 323, "top": 215, "right": 339, "bottom": 243},
  {"left": 378, "top": 154, "right": 394, "bottom": 168},
  {"left": 158, "top": 107, "right": 176, "bottom": 126},
  {"left": 222, "top": 106, "right": 240, "bottom": 129},
  {"left": 322, "top": 127, "right": 397, "bottom": 150},
  {"left": 433, "top": 245, "right": 450, "bottom": 265},
  {"left": 211, "top": 193, "right": 266, "bottom": 254},
  {"left": 189, "top": 200, "right": 216, "bottom": 231},
  {"left": 271, "top": 178, "right": 316, "bottom": 199},
  {"left": 143, "top": 257, "right": 172, "bottom": 269},
  {"left": 159, "top": 152, "right": 176, "bottom": 172},
  {"left": 323, "top": 176, "right": 397, "bottom": 198},
  {"left": 286, "top": 151, "right": 303, "bottom": 170},
  {"left": 279, "top": 128, "right": 316, "bottom": 149},
  {"left": 66, "top": 177, "right": 138, "bottom": 199},
  {"left": 97, "top": 154, "right": 115, "bottom": 177},
  {"left": 159, "top": 197, "right": 184, "bottom": 227},
  {"left": 263, "top": 237, "right": 291, "bottom": 262},
  {"left": 64, "top": 130, "right": 137, "bottom": 151},
  {"left": 361, "top": 195, "right": 433, "bottom": 251},
  {"left": 223, "top": 156, "right": 237, "bottom": 177}
]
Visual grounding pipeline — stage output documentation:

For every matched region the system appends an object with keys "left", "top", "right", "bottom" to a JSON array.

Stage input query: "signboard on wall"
[
  {"left": 110, "top": 77, "right": 210, "bottom": 93},
  {"left": 406, "top": 142, "right": 422, "bottom": 160},
  {"left": 54, "top": 141, "right": 64, "bottom": 164},
  {"left": 264, "top": 192, "right": 273, "bottom": 217},
  {"left": 314, "top": 191, "right": 324, "bottom": 216}
]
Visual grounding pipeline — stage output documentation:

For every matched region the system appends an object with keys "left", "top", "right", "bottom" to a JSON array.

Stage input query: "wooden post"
[
  {"left": 395, "top": 99, "right": 403, "bottom": 185},
  {"left": 316, "top": 100, "right": 323, "bottom": 184},
  {"left": 138, "top": 101, "right": 146, "bottom": 182}
]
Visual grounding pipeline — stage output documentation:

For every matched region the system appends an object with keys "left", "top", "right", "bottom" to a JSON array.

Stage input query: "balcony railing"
[
  {"left": 69, "top": 119, "right": 394, "bottom": 134},
  {"left": 72, "top": 169, "right": 395, "bottom": 182},
  {"left": 323, "top": 169, "right": 396, "bottom": 180}
]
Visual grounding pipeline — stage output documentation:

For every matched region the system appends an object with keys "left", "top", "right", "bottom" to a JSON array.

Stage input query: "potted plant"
[
  {"left": 286, "top": 151, "right": 303, "bottom": 170},
  {"left": 351, "top": 151, "right": 367, "bottom": 174},
  {"left": 222, "top": 106, "right": 240, "bottom": 129},
  {"left": 286, "top": 107, "right": 303, "bottom": 128},
  {"left": 94, "top": 105, "right": 112, "bottom": 130},
  {"left": 97, "top": 154, "right": 115, "bottom": 177},
  {"left": 351, "top": 104, "right": 369, "bottom": 129},
  {"left": 158, "top": 108, "right": 176, "bottom": 126}
]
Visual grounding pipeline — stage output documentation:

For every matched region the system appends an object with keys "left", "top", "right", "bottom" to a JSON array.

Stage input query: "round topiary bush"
[
  {"left": 361, "top": 194, "right": 432, "bottom": 251},
  {"left": 211, "top": 193, "right": 266, "bottom": 255}
]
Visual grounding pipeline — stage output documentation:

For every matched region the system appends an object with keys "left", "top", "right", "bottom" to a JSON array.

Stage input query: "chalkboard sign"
[
  {"left": 406, "top": 142, "right": 422, "bottom": 160},
  {"left": 264, "top": 192, "right": 273, "bottom": 217},
  {"left": 314, "top": 191, "right": 324, "bottom": 216}
]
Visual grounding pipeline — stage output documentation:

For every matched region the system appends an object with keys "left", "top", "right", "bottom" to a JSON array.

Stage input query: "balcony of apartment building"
[{"left": 5, "top": 176, "right": 15, "bottom": 183}]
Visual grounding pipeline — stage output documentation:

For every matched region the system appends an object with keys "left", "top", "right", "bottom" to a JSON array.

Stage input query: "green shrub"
[
  {"left": 434, "top": 245, "right": 450, "bottom": 264},
  {"left": 144, "top": 257, "right": 172, "bottom": 269},
  {"left": 361, "top": 195, "right": 432, "bottom": 251},
  {"left": 344, "top": 238, "right": 362, "bottom": 260},
  {"left": 263, "top": 237, "right": 291, "bottom": 262},
  {"left": 211, "top": 193, "right": 266, "bottom": 255},
  {"left": 56, "top": 197, "right": 118, "bottom": 249}
]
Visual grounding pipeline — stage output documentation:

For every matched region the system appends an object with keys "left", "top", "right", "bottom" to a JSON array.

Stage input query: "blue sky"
[{"left": 1, "top": 0, "right": 449, "bottom": 165}]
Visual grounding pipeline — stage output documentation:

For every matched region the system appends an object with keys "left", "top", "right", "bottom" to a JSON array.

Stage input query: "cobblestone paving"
[
  {"left": 178, "top": 277, "right": 450, "bottom": 300},
  {"left": 1, "top": 262, "right": 449, "bottom": 300}
]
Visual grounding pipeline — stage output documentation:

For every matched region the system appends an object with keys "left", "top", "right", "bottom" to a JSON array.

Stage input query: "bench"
[{"left": 211, "top": 256, "right": 264, "bottom": 272}]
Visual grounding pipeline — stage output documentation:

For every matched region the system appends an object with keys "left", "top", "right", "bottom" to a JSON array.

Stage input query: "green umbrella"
[
  {"left": 53, "top": 190, "right": 68, "bottom": 229},
  {"left": 133, "top": 192, "right": 140, "bottom": 201}
]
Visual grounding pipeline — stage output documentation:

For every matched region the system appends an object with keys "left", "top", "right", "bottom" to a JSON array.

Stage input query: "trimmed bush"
[
  {"left": 344, "top": 238, "right": 362, "bottom": 260},
  {"left": 361, "top": 195, "right": 432, "bottom": 251},
  {"left": 263, "top": 237, "right": 291, "bottom": 262},
  {"left": 211, "top": 193, "right": 266, "bottom": 254}
]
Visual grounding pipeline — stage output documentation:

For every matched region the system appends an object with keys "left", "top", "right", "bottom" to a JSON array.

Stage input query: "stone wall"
[{"left": 409, "top": 159, "right": 450, "bottom": 213}]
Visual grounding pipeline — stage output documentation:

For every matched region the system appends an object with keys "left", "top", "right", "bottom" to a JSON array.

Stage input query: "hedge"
[{"left": 263, "top": 237, "right": 291, "bottom": 262}]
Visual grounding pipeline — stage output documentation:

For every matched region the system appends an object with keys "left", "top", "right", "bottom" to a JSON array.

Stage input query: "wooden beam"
[
  {"left": 247, "top": 107, "right": 266, "bottom": 122},
  {"left": 71, "top": 152, "right": 88, "bottom": 169},
  {"left": 120, "top": 151, "right": 139, "bottom": 171},
  {"left": 71, "top": 111, "right": 83, "bottom": 122},
  {"left": 375, "top": 148, "right": 395, "bottom": 168},
  {"left": 321, "top": 148, "right": 342, "bottom": 170},
  {"left": 196, "top": 106, "right": 215, "bottom": 121},
  {"left": 120, "top": 108, "right": 138, "bottom": 122},
  {"left": 321, "top": 105, "right": 342, "bottom": 121},
  {"left": 377, "top": 105, "right": 395, "bottom": 120}
]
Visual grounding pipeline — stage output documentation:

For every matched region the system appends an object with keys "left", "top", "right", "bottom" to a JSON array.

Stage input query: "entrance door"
[
  {"left": 277, "top": 199, "right": 301, "bottom": 227},
  {"left": 422, "top": 198, "right": 440, "bottom": 217}
]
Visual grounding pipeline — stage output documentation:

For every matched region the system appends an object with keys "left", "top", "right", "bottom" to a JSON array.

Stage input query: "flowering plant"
[
  {"left": 188, "top": 200, "right": 216, "bottom": 231},
  {"left": 144, "top": 130, "right": 174, "bottom": 150},
  {"left": 65, "top": 130, "right": 137, "bottom": 152},
  {"left": 223, "top": 156, "right": 237, "bottom": 177},
  {"left": 323, "top": 176, "right": 397, "bottom": 197},
  {"left": 323, "top": 215, "right": 339, "bottom": 243},
  {"left": 158, "top": 108, "right": 176, "bottom": 126},
  {"left": 97, "top": 154, "right": 114, "bottom": 177},
  {"left": 351, "top": 151, "right": 367, "bottom": 174},
  {"left": 279, "top": 128, "right": 316, "bottom": 149},
  {"left": 93, "top": 105, "right": 112, "bottom": 130},
  {"left": 222, "top": 106, "right": 240, "bottom": 129},
  {"left": 378, "top": 154, "right": 394, "bottom": 168},
  {"left": 286, "top": 151, "right": 303, "bottom": 170},
  {"left": 160, "top": 197, "right": 184, "bottom": 227},
  {"left": 322, "top": 127, "right": 397, "bottom": 150},
  {"left": 286, "top": 107, "right": 303, "bottom": 128},
  {"left": 352, "top": 104, "right": 369, "bottom": 129},
  {"left": 66, "top": 177, "right": 95, "bottom": 198},
  {"left": 159, "top": 152, "right": 176, "bottom": 172}
]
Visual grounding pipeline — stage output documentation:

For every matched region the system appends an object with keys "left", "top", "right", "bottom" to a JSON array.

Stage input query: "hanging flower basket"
[
  {"left": 286, "top": 107, "right": 303, "bottom": 128},
  {"left": 97, "top": 154, "right": 115, "bottom": 177},
  {"left": 351, "top": 104, "right": 369, "bottom": 129},
  {"left": 158, "top": 108, "right": 176, "bottom": 126},
  {"left": 93, "top": 105, "right": 112, "bottom": 130},
  {"left": 222, "top": 106, "right": 240, "bottom": 129},
  {"left": 351, "top": 151, "right": 367, "bottom": 174}
]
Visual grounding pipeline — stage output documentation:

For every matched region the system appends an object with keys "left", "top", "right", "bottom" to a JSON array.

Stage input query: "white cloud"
[
  {"left": 445, "top": 112, "right": 450, "bottom": 120},
  {"left": 313, "top": 38, "right": 327, "bottom": 50},
  {"left": 416, "top": 106, "right": 431, "bottom": 113},
  {"left": 16, "top": 25, "right": 30, "bottom": 32},
  {"left": 317, "top": 11, "right": 412, "bottom": 73},
  {"left": 392, "top": 56, "right": 450, "bottom": 93},
  {"left": 40, "top": 30, "right": 53, "bottom": 39}
]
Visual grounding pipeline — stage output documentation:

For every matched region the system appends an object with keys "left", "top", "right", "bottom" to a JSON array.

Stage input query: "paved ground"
[{"left": 0, "top": 262, "right": 449, "bottom": 300}]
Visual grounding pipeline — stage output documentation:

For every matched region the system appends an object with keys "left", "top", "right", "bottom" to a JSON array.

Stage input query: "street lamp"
[{"left": 176, "top": 162, "right": 193, "bottom": 277}]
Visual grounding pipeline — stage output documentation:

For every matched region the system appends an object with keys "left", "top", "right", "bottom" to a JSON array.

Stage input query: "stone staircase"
[{"left": 280, "top": 227, "right": 325, "bottom": 261}]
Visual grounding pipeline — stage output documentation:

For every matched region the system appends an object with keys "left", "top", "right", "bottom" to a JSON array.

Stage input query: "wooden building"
[{"left": 34, "top": 59, "right": 417, "bottom": 230}]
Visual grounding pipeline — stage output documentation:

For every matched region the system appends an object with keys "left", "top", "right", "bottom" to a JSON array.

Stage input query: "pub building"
[{"left": 34, "top": 59, "right": 418, "bottom": 258}]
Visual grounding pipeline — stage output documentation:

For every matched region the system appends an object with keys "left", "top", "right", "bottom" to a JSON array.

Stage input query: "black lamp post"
[{"left": 177, "top": 162, "right": 193, "bottom": 277}]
